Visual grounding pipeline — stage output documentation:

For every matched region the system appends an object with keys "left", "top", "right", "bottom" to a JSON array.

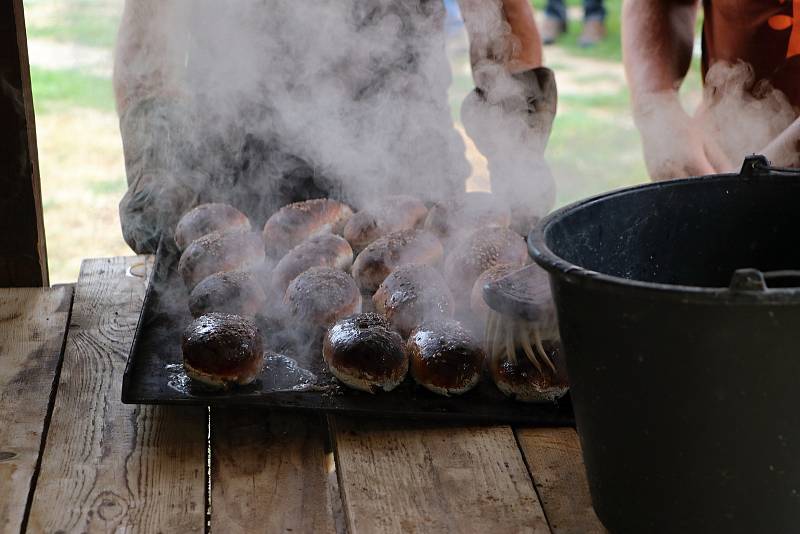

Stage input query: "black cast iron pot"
[{"left": 529, "top": 156, "right": 800, "bottom": 534}]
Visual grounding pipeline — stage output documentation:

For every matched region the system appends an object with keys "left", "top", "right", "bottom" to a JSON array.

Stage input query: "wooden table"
[{"left": 0, "top": 256, "right": 605, "bottom": 534}]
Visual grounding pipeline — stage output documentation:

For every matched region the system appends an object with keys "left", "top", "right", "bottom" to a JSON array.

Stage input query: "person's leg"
[
  {"left": 583, "top": 0, "right": 606, "bottom": 21},
  {"left": 545, "top": 0, "right": 567, "bottom": 22},
  {"left": 579, "top": 0, "right": 606, "bottom": 46},
  {"left": 542, "top": 0, "right": 567, "bottom": 45}
]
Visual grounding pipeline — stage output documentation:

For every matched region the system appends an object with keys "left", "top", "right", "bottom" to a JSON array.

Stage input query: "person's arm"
[
  {"left": 761, "top": 118, "right": 800, "bottom": 168},
  {"left": 114, "top": 0, "right": 187, "bottom": 116},
  {"left": 622, "top": 0, "right": 731, "bottom": 180},
  {"left": 459, "top": 0, "right": 542, "bottom": 84}
]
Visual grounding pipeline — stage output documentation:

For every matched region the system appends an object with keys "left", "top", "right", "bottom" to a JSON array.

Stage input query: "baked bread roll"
[
  {"left": 407, "top": 319, "right": 484, "bottom": 396},
  {"left": 489, "top": 340, "right": 569, "bottom": 402},
  {"left": 188, "top": 271, "right": 267, "bottom": 318},
  {"left": 443, "top": 226, "right": 527, "bottom": 308},
  {"left": 373, "top": 264, "right": 454, "bottom": 337},
  {"left": 178, "top": 229, "right": 265, "bottom": 290},
  {"left": 262, "top": 199, "right": 353, "bottom": 258},
  {"left": 323, "top": 313, "right": 408, "bottom": 393},
  {"left": 174, "top": 203, "right": 251, "bottom": 251},
  {"left": 271, "top": 234, "right": 353, "bottom": 297},
  {"left": 424, "top": 192, "right": 511, "bottom": 240},
  {"left": 178, "top": 229, "right": 265, "bottom": 289},
  {"left": 284, "top": 267, "right": 362, "bottom": 329},
  {"left": 352, "top": 229, "right": 444, "bottom": 295},
  {"left": 343, "top": 195, "right": 428, "bottom": 252},
  {"left": 181, "top": 312, "right": 264, "bottom": 388}
]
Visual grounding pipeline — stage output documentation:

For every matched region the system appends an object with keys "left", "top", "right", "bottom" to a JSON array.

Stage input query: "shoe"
[
  {"left": 541, "top": 16, "right": 567, "bottom": 46},
  {"left": 579, "top": 18, "right": 606, "bottom": 47}
]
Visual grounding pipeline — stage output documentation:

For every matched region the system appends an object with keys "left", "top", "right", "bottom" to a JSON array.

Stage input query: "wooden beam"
[
  {"left": 331, "top": 417, "right": 550, "bottom": 534},
  {"left": 27, "top": 257, "right": 207, "bottom": 532},
  {"left": 0, "top": 286, "right": 72, "bottom": 533},
  {"left": 0, "top": 0, "right": 48, "bottom": 287}
]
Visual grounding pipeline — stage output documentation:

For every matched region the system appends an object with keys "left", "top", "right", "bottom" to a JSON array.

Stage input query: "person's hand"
[
  {"left": 760, "top": 118, "right": 800, "bottom": 168},
  {"left": 634, "top": 92, "right": 733, "bottom": 181}
]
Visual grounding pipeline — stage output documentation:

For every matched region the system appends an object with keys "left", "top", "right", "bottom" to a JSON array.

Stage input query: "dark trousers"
[{"left": 545, "top": 0, "right": 605, "bottom": 22}]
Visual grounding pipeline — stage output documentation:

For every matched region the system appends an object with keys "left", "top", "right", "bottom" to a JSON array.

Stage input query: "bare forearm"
[
  {"left": 622, "top": 0, "right": 698, "bottom": 111},
  {"left": 762, "top": 117, "right": 800, "bottom": 167},
  {"left": 459, "top": 0, "right": 542, "bottom": 78}
]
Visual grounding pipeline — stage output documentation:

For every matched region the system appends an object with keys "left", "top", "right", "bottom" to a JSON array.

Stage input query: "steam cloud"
[
  {"left": 115, "top": 0, "right": 555, "bottom": 244},
  {"left": 697, "top": 61, "right": 796, "bottom": 170}
]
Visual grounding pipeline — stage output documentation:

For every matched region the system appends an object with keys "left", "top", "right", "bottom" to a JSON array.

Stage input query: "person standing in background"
[{"left": 541, "top": 0, "right": 606, "bottom": 47}]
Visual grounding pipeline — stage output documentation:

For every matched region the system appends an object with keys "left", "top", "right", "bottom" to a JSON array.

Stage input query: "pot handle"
[
  {"left": 740, "top": 155, "right": 800, "bottom": 178},
  {"left": 729, "top": 268, "right": 800, "bottom": 291}
]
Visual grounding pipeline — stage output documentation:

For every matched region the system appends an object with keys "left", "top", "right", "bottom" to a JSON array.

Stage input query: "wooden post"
[{"left": 0, "top": 0, "right": 48, "bottom": 287}]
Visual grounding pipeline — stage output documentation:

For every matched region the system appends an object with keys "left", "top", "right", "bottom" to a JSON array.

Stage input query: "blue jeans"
[{"left": 546, "top": 0, "right": 606, "bottom": 22}]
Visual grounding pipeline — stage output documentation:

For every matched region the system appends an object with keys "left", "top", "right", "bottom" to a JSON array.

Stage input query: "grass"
[
  {"left": 30, "top": 67, "right": 115, "bottom": 113},
  {"left": 532, "top": 0, "right": 623, "bottom": 61},
  {"left": 25, "top": 0, "right": 120, "bottom": 48}
]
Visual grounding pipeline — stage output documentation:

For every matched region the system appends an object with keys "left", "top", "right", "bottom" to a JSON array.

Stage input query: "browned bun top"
[
  {"left": 323, "top": 313, "right": 407, "bottom": 381},
  {"left": 262, "top": 199, "right": 353, "bottom": 258},
  {"left": 189, "top": 271, "right": 267, "bottom": 318},
  {"left": 272, "top": 234, "right": 353, "bottom": 297},
  {"left": 352, "top": 229, "right": 444, "bottom": 294},
  {"left": 175, "top": 203, "right": 251, "bottom": 251},
  {"left": 373, "top": 263, "right": 454, "bottom": 337},
  {"left": 343, "top": 195, "right": 428, "bottom": 251},
  {"left": 470, "top": 263, "right": 521, "bottom": 319},
  {"left": 489, "top": 340, "right": 569, "bottom": 400},
  {"left": 443, "top": 226, "right": 527, "bottom": 300},
  {"left": 178, "top": 229, "right": 265, "bottom": 289},
  {"left": 424, "top": 192, "right": 511, "bottom": 240},
  {"left": 284, "top": 267, "right": 361, "bottom": 327},
  {"left": 407, "top": 319, "right": 484, "bottom": 391},
  {"left": 181, "top": 312, "right": 263, "bottom": 377}
]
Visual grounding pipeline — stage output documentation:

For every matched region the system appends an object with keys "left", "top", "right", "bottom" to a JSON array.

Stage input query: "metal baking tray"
[{"left": 122, "top": 239, "right": 574, "bottom": 425}]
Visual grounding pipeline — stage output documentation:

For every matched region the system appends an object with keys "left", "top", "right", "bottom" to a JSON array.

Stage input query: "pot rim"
[{"left": 529, "top": 170, "right": 800, "bottom": 306}]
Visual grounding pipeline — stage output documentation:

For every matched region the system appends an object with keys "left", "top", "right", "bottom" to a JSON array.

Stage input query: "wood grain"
[
  {"left": 331, "top": 417, "right": 550, "bottom": 534},
  {"left": 210, "top": 409, "right": 335, "bottom": 534},
  {"left": 27, "top": 257, "right": 207, "bottom": 533},
  {"left": 516, "top": 428, "right": 606, "bottom": 534},
  {"left": 0, "top": 286, "right": 71, "bottom": 534},
  {"left": 0, "top": 0, "right": 48, "bottom": 287}
]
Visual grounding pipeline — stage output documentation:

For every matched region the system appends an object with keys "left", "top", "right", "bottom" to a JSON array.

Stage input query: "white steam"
[{"left": 697, "top": 61, "right": 796, "bottom": 170}]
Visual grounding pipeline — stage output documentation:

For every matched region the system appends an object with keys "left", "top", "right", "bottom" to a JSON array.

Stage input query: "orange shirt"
[{"left": 702, "top": 0, "right": 800, "bottom": 108}]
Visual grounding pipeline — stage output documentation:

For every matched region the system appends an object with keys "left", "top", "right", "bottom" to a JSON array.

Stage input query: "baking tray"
[{"left": 122, "top": 239, "right": 574, "bottom": 425}]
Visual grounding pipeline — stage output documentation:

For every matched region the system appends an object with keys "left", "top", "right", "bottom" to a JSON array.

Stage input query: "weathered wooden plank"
[
  {"left": 515, "top": 428, "right": 606, "bottom": 534},
  {"left": 331, "top": 417, "right": 550, "bottom": 534},
  {"left": 0, "top": 0, "right": 48, "bottom": 287},
  {"left": 27, "top": 257, "right": 206, "bottom": 533},
  {"left": 0, "top": 286, "right": 72, "bottom": 534},
  {"left": 210, "top": 409, "right": 336, "bottom": 534}
]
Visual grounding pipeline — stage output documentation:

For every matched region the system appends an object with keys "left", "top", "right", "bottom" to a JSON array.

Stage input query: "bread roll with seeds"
[
  {"left": 181, "top": 313, "right": 264, "bottom": 388},
  {"left": 262, "top": 199, "right": 353, "bottom": 258},
  {"left": 178, "top": 229, "right": 265, "bottom": 290},
  {"left": 271, "top": 234, "right": 353, "bottom": 297},
  {"left": 323, "top": 313, "right": 408, "bottom": 393},
  {"left": 352, "top": 229, "right": 444, "bottom": 295},
  {"left": 188, "top": 271, "right": 267, "bottom": 318},
  {"left": 489, "top": 340, "right": 569, "bottom": 402},
  {"left": 407, "top": 319, "right": 484, "bottom": 396},
  {"left": 174, "top": 203, "right": 251, "bottom": 251},
  {"left": 343, "top": 195, "right": 428, "bottom": 252},
  {"left": 373, "top": 264, "right": 454, "bottom": 337},
  {"left": 284, "top": 267, "right": 362, "bottom": 329}
]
